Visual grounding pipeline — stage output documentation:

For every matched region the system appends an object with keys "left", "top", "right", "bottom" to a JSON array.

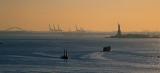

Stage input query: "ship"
[{"left": 60, "top": 49, "right": 68, "bottom": 59}]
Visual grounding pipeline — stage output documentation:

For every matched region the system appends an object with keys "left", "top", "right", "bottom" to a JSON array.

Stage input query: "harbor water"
[{"left": 0, "top": 33, "right": 160, "bottom": 73}]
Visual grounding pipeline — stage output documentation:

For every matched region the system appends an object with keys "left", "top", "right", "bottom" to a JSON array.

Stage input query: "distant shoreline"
[{"left": 106, "top": 34, "right": 160, "bottom": 38}]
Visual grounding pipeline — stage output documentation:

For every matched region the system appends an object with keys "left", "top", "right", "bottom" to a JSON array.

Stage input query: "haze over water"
[
  {"left": 1, "top": 0, "right": 160, "bottom": 73},
  {"left": 0, "top": 0, "right": 160, "bottom": 32}
]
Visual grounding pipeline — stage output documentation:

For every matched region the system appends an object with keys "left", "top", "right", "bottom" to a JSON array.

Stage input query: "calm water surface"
[{"left": 0, "top": 33, "right": 160, "bottom": 73}]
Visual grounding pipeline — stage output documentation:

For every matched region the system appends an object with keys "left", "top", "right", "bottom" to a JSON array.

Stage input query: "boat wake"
[
  {"left": 81, "top": 52, "right": 112, "bottom": 61},
  {"left": 81, "top": 51, "right": 160, "bottom": 70},
  {"left": 33, "top": 52, "right": 60, "bottom": 58}
]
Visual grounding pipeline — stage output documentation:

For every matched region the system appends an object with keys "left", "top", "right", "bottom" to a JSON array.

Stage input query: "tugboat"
[
  {"left": 61, "top": 49, "right": 68, "bottom": 59},
  {"left": 103, "top": 46, "right": 111, "bottom": 52}
]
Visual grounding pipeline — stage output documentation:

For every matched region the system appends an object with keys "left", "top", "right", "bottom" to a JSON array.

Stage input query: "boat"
[
  {"left": 60, "top": 49, "right": 68, "bottom": 59},
  {"left": 103, "top": 46, "right": 111, "bottom": 52}
]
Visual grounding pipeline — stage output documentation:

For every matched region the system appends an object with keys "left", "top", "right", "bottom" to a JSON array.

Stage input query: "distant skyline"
[{"left": 0, "top": 0, "right": 160, "bottom": 32}]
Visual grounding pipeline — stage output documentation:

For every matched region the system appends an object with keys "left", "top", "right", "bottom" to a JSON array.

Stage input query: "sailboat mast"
[
  {"left": 64, "top": 49, "right": 66, "bottom": 56},
  {"left": 66, "top": 49, "right": 68, "bottom": 57}
]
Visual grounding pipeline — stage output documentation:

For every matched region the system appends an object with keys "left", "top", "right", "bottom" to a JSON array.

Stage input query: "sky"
[{"left": 0, "top": 0, "right": 160, "bottom": 32}]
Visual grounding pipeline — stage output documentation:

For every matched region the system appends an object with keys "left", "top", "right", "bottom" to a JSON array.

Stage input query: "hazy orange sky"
[{"left": 0, "top": 0, "right": 160, "bottom": 32}]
